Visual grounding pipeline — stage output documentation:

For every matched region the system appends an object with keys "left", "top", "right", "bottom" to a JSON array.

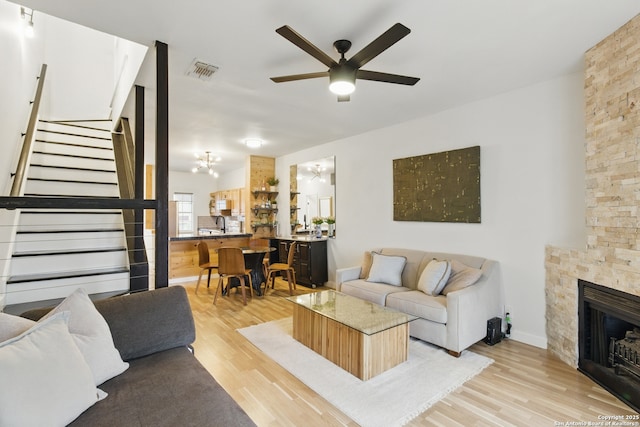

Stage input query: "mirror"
[{"left": 290, "top": 156, "right": 335, "bottom": 235}]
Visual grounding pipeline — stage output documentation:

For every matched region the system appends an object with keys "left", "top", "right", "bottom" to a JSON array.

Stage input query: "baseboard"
[
  {"left": 508, "top": 330, "right": 548, "bottom": 349},
  {"left": 169, "top": 276, "right": 200, "bottom": 285}
]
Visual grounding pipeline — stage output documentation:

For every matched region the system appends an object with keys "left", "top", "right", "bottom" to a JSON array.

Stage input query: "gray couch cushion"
[
  {"left": 340, "top": 279, "right": 410, "bottom": 306},
  {"left": 386, "top": 291, "right": 448, "bottom": 324},
  {"left": 21, "top": 286, "right": 196, "bottom": 361},
  {"left": 94, "top": 286, "right": 196, "bottom": 361},
  {"left": 378, "top": 248, "right": 431, "bottom": 289},
  {"left": 69, "top": 347, "right": 256, "bottom": 427}
]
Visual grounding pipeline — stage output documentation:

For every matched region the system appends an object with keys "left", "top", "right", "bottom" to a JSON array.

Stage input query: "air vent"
[{"left": 186, "top": 59, "right": 219, "bottom": 81}]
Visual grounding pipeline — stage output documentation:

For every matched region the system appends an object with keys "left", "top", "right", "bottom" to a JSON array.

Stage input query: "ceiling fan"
[{"left": 270, "top": 23, "right": 420, "bottom": 102}]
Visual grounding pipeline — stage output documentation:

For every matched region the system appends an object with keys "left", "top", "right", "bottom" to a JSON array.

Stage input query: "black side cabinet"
[{"left": 269, "top": 238, "right": 328, "bottom": 288}]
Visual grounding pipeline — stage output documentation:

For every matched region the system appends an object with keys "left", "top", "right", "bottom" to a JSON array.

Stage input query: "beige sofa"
[{"left": 336, "top": 248, "right": 503, "bottom": 356}]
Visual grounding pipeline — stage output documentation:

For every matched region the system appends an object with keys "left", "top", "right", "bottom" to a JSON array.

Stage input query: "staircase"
[{"left": 5, "top": 120, "right": 130, "bottom": 304}]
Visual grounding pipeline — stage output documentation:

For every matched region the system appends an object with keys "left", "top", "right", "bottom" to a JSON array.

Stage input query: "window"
[{"left": 173, "top": 193, "right": 194, "bottom": 233}]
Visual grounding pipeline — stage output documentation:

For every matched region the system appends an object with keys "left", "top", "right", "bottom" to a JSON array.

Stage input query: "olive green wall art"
[{"left": 393, "top": 146, "right": 481, "bottom": 223}]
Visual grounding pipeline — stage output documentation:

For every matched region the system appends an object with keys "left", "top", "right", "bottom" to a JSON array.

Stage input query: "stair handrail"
[
  {"left": 10, "top": 64, "right": 47, "bottom": 197},
  {"left": 113, "top": 117, "right": 149, "bottom": 292}
]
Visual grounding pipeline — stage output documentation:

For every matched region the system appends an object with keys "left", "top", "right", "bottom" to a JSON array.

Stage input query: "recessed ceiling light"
[{"left": 244, "top": 138, "right": 263, "bottom": 149}]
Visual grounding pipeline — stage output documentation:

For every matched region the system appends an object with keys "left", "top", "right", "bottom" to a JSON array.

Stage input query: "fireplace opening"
[{"left": 578, "top": 280, "right": 640, "bottom": 412}]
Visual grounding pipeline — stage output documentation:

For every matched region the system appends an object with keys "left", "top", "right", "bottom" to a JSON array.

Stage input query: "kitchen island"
[
  {"left": 269, "top": 236, "right": 328, "bottom": 288},
  {"left": 169, "top": 233, "right": 252, "bottom": 279}
]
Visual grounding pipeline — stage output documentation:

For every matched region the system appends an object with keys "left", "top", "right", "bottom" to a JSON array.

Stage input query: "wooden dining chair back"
[
  {"left": 214, "top": 247, "right": 253, "bottom": 305},
  {"left": 266, "top": 242, "right": 297, "bottom": 295},
  {"left": 195, "top": 241, "right": 218, "bottom": 295}
]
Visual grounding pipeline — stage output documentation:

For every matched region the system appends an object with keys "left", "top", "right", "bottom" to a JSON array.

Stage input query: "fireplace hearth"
[{"left": 579, "top": 280, "right": 640, "bottom": 412}]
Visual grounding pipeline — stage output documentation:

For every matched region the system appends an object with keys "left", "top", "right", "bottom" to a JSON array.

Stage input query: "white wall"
[
  {"left": 110, "top": 38, "right": 148, "bottom": 121},
  {"left": 0, "top": 1, "right": 45, "bottom": 195},
  {"left": 169, "top": 170, "right": 218, "bottom": 222},
  {"left": 276, "top": 73, "right": 587, "bottom": 348},
  {"left": 0, "top": 1, "right": 46, "bottom": 308},
  {"left": 217, "top": 166, "right": 245, "bottom": 190},
  {"left": 38, "top": 13, "right": 116, "bottom": 120}
]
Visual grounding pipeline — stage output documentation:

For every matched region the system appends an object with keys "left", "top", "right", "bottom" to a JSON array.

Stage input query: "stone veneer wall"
[{"left": 545, "top": 14, "right": 640, "bottom": 366}]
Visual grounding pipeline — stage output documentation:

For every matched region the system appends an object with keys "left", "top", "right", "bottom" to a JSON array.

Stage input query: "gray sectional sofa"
[
  {"left": 336, "top": 248, "right": 503, "bottom": 355},
  {"left": 20, "top": 286, "right": 255, "bottom": 427}
]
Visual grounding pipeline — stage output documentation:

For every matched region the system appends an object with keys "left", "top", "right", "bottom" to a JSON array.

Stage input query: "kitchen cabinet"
[
  {"left": 269, "top": 237, "right": 327, "bottom": 288},
  {"left": 210, "top": 188, "right": 244, "bottom": 216}
]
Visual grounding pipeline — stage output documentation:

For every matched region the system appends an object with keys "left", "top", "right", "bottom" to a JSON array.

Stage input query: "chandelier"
[
  {"left": 192, "top": 151, "right": 220, "bottom": 177},
  {"left": 308, "top": 164, "right": 326, "bottom": 182}
]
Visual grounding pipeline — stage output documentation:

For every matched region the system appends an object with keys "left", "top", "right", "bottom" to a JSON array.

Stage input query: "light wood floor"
[{"left": 184, "top": 279, "right": 637, "bottom": 426}]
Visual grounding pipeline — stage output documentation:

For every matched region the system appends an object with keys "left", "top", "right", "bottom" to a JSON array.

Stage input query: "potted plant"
[
  {"left": 325, "top": 216, "right": 335, "bottom": 237},
  {"left": 266, "top": 177, "right": 279, "bottom": 191},
  {"left": 312, "top": 216, "right": 324, "bottom": 238}
]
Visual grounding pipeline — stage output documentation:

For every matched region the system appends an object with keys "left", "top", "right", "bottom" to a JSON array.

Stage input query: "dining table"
[{"left": 223, "top": 246, "right": 275, "bottom": 297}]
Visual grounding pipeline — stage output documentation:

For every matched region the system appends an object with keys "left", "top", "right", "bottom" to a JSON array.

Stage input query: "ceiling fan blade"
[
  {"left": 337, "top": 94, "right": 350, "bottom": 102},
  {"left": 276, "top": 25, "right": 337, "bottom": 68},
  {"left": 270, "top": 71, "right": 329, "bottom": 83},
  {"left": 346, "top": 23, "right": 411, "bottom": 69},
  {"left": 356, "top": 70, "right": 420, "bottom": 85}
]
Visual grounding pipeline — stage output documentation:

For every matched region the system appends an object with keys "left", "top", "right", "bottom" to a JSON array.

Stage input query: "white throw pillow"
[
  {"left": 0, "top": 311, "right": 105, "bottom": 427},
  {"left": 366, "top": 253, "right": 407, "bottom": 286},
  {"left": 40, "top": 288, "right": 129, "bottom": 386},
  {"left": 0, "top": 312, "right": 36, "bottom": 342},
  {"left": 441, "top": 259, "right": 483, "bottom": 295},
  {"left": 417, "top": 260, "right": 452, "bottom": 296}
]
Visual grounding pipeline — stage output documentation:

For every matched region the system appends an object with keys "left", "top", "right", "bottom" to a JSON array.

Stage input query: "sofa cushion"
[
  {"left": 0, "top": 312, "right": 105, "bottom": 427},
  {"left": 20, "top": 287, "right": 196, "bottom": 363},
  {"left": 378, "top": 248, "right": 431, "bottom": 289},
  {"left": 366, "top": 252, "right": 406, "bottom": 286},
  {"left": 417, "top": 260, "right": 451, "bottom": 296},
  {"left": 386, "top": 291, "right": 448, "bottom": 324},
  {"left": 359, "top": 251, "right": 374, "bottom": 279},
  {"left": 68, "top": 347, "right": 256, "bottom": 427},
  {"left": 0, "top": 312, "right": 35, "bottom": 341},
  {"left": 39, "top": 288, "right": 129, "bottom": 386},
  {"left": 340, "top": 279, "right": 410, "bottom": 306},
  {"left": 441, "top": 259, "right": 483, "bottom": 295}
]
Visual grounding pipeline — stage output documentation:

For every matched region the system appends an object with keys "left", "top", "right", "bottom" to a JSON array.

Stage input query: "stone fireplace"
[
  {"left": 545, "top": 12, "right": 640, "bottom": 406},
  {"left": 578, "top": 280, "right": 640, "bottom": 411}
]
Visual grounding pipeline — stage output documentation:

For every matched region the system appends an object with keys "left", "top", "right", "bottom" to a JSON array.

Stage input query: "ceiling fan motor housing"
[{"left": 333, "top": 39, "right": 352, "bottom": 56}]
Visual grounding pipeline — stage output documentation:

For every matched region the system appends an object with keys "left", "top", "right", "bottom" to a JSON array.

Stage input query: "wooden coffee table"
[{"left": 287, "top": 290, "right": 417, "bottom": 380}]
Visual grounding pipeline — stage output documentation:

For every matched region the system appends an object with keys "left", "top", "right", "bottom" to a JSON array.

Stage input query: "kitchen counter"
[
  {"left": 272, "top": 235, "right": 328, "bottom": 242},
  {"left": 169, "top": 232, "right": 252, "bottom": 242},
  {"left": 169, "top": 233, "right": 252, "bottom": 279}
]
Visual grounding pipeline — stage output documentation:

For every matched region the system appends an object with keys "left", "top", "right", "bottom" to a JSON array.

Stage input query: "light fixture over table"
[{"left": 192, "top": 151, "right": 220, "bottom": 177}]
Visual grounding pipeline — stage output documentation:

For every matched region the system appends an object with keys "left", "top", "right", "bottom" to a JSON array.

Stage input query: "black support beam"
[{"left": 155, "top": 41, "right": 169, "bottom": 288}]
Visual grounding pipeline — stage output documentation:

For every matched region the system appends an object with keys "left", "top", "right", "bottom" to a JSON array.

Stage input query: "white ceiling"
[{"left": 17, "top": 0, "right": 640, "bottom": 174}]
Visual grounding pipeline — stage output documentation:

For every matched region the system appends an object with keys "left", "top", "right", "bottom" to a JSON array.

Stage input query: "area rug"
[{"left": 238, "top": 317, "right": 493, "bottom": 427}]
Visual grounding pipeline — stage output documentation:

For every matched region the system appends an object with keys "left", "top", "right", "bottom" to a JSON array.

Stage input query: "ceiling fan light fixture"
[
  {"left": 329, "top": 68, "right": 356, "bottom": 95},
  {"left": 329, "top": 80, "right": 355, "bottom": 95}
]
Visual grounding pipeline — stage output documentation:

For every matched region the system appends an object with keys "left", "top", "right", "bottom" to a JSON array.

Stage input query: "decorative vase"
[
  {"left": 315, "top": 224, "right": 322, "bottom": 238},
  {"left": 327, "top": 223, "right": 335, "bottom": 237},
  {"left": 269, "top": 186, "right": 277, "bottom": 192}
]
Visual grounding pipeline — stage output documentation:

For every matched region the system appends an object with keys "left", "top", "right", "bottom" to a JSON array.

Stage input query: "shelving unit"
[
  {"left": 251, "top": 191, "right": 278, "bottom": 234},
  {"left": 290, "top": 188, "right": 300, "bottom": 233}
]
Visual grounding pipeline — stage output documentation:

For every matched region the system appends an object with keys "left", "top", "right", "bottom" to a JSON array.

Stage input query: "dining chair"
[
  {"left": 266, "top": 242, "right": 297, "bottom": 295},
  {"left": 195, "top": 241, "right": 218, "bottom": 295},
  {"left": 214, "top": 247, "right": 253, "bottom": 305}
]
